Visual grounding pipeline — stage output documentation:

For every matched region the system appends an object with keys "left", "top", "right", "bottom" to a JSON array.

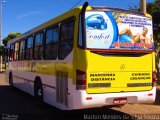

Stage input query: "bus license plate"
[{"left": 113, "top": 98, "right": 127, "bottom": 104}]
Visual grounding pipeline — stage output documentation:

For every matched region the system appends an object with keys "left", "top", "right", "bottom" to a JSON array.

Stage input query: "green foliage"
[
  {"left": 2, "top": 32, "right": 21, "bottom": 46},
  {"left": 147, "top": 1, "right": 160, "bottom": 43},
  {"left": 157, "top": 33, "right": 160, "bottom": 40},
  {"left": 0, "top": 45, "right": 5, "bottom": 56}
]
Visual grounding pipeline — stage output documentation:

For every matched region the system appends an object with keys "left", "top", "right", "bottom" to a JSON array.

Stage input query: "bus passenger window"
[
  {"left": 34, "top": 33, "right": 43, "bottom": 60},
  {"left": 14, "top": 42, "right": 19, "bottom": 60},
  {"left": 45, "top": 27, "right": 59, "bottom": 60},
  {"left": 9, "top": 43, "right": 14, "bottom": 61},
  {"left": 19, "top": 40, "right": 25, "bottom": 60},
  {"left": 26, "top": 37, "right": 33, "bottom": 60},
  {"left": 59, "top": 20, "right": 74, "bottom": 59}
]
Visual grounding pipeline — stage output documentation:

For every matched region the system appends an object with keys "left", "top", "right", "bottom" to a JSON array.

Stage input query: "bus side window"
[
  {"left": 34, "top": 32, "right": 43, "bottom": 60},
  {"left": 26, "top": 36, "right": 33, "bottom": 60},
  {"left": 19, "top": 39, "right": 25, "bottom": 60},
  {"left": 14, "top": 42, "right": 19, "bottom": 60},
  {"left": 44, "top": 26, "right": 59, "bottom": 60},
  {"left": 9, "top": 43, "right": 14, "bottom": 61},
  {"left": 78, "top": 17, "right": 83, "bottom": 47},
  {"left": 59, "top": 20, "right": 75, "bottom": 60}
]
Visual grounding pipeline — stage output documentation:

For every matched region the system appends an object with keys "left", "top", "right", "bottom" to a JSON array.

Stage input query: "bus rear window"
[{"left": 85, "top": 11, "right": 154, "bottom": 51}]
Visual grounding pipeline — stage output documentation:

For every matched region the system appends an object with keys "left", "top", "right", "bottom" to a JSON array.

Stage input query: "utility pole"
[
  {"left": 140, "top": 0, "right": 146, "bottom": 13},
  {"left": 0, "top": 0, "right": 5, "bottom": 72}
]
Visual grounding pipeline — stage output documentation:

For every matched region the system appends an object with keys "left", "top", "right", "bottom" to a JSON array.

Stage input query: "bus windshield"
[{"left": 85, "top": 11, "right": 154, "bottom": 50}]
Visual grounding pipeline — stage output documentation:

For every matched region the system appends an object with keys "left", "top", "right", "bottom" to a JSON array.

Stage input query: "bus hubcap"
[{"left": 38, "top": 89, "right": 42, "bottom": 96}]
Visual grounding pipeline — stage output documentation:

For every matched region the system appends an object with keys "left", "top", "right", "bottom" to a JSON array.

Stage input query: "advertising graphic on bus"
[{"left": 85, "top": 11, "right": 153, "bottom": 50}]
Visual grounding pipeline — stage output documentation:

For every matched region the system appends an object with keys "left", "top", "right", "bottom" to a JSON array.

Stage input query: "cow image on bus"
[{"left": 5, "top": 2, "right": 156, "bottom": 110}]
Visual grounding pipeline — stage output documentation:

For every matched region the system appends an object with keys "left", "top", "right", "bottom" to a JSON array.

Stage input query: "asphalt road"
[{"left": 0, "top": 74, "right": 135, "bottom": 120}]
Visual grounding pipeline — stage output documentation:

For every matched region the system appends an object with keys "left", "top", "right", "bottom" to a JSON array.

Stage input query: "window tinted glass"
[
  {"left": 27, "top": 37, "right": 33, "bottom": 49},
  {"left": 14, "top": 42, "right": 19, "bottom": 60},
  {"left": 78, "top": 18, "right": 83, "bottom": 47},
  {"left": 19, "top": 40, "right": 25, "bottom": 60},
  {"left": 9, "top": 43, "right": 14, "bottom": 61},
  {"left": 46, "top": 29, "right": 52, "bottom": 44},
  {"left": 35, "top": 33, "right": 43, "bottom": 46},
  {"left": 45, "top": 27, "right": 59, "bottom": 60},
  {"left": 59, "top": 20, "right": 74, "bottom": 59},
  {"left": 34, "top": 33, "right": 43, "bottom": 60},
  {"left": 26, "top": 37, "right": 33, "bottom": 60}
]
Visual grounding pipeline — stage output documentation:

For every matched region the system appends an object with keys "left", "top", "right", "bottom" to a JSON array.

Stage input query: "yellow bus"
[{"left": 6, "top": 2, "right": 156, "bottom": 110}]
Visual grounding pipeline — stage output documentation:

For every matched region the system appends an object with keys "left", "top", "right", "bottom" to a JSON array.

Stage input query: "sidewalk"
[{"left": 0, "top": 72, "right": 8, "bottom": 85}]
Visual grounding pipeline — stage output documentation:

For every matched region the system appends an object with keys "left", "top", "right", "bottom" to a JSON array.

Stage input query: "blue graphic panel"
[{"left": 86, "top": 14, "right": 107, "bottom": 30}]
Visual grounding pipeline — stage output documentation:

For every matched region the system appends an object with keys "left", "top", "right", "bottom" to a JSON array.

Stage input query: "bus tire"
[
  {"left": 34, "top": 79, "right": 44, "bottom": 107},
  {"left": 9, "top": 73, "right": 14, "bottom": 89}
]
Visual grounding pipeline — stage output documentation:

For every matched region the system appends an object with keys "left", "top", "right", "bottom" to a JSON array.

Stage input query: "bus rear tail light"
[
  {"left": 152, "top": 71, "right": 157, "bottom": 87},
  {"left": 86, "top": 97, "right": 92, "bottom": 100},
  {"left": 148, "top": 93, "right": 153, "bottom": 96},
  {"left": 76, "top": 70, "right": 86, "bottom": 90}
]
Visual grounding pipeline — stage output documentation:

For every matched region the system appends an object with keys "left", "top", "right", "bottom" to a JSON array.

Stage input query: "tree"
[
  {"left": 2, "top": 32, "right": 21, "bottom": 46},
  {"left": 0, "top": 32, "right": 21, "bottom": 58},
  {"left": 0, "top": 46, "right": 4, "bottom": 55},
  {"left": 146, "top": 0, "right": 160, "bottom": 44}
]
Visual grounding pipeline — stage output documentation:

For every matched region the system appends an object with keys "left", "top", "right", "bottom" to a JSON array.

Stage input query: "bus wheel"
[
  {"left": 34, "top": 80, "right": 44, "bottom": 107},
  {"left": 9, "top": 73, "right": 14, "bottom": 88}
]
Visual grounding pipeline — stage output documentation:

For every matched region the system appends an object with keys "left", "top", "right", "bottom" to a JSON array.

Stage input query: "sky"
[{"left": 1, "top": 0, "right": 155, "bottom": 38}]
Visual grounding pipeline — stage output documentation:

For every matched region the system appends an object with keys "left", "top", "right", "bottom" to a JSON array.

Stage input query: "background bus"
[{"left": 5, "top": 2, "right": 156, "bottom": 110}]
